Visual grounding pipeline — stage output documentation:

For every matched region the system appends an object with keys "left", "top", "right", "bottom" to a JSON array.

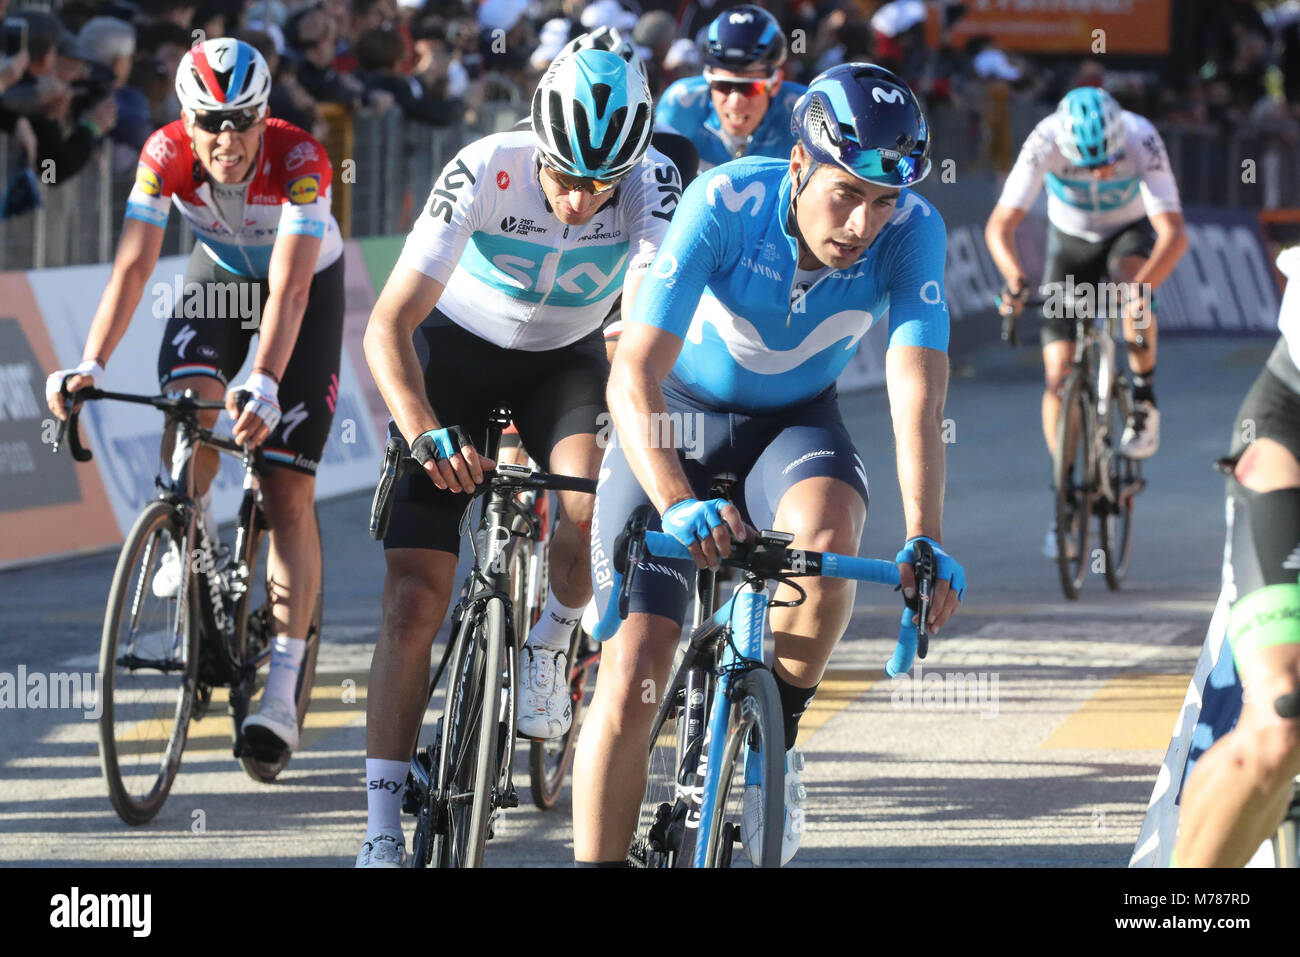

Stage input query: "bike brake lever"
[
  {"left": 53, "top": 380, "right": 94, "bottom": 462},
  {"left": 911, "top": 539, "right": 936, "bottom": 660}
]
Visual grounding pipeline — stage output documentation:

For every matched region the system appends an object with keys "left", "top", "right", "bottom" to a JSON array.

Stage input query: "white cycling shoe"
[
  {"left": 516, "top": 645, "right": 572, "bottom": 740},
  {"left": 242, "top": 695, "right": 299, "bottom": 753},
  {"left": 741, "top": 745, "right": 806, "bottom": 866},
  {"left": 1120, "top": 401, "right": 1160, "bottom": 460},
  {"left": 355, "top": 833, "right": 405, "bottom": 868}
]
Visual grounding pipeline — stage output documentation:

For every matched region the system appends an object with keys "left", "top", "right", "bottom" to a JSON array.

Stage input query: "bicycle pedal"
[{"left": 497, "top": 784, "right": 519, "bottom": 809}]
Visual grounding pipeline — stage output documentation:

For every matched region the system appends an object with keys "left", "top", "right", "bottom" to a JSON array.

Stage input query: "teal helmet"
[
  {"left": 1055, "top": 86, "right": 1124, "bottom": 167},
  {"left": 531, "top": 45, "right": 654, "bottom": 180}
]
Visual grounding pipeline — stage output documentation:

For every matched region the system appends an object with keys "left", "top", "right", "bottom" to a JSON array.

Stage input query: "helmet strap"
[{"left": 787, "top": 159, "right": 818, "bottom": 263}]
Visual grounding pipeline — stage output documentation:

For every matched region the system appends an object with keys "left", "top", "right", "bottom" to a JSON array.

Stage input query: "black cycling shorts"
[
  {"left": 155, "top": 244, "right": 345, "bottom": 475},
  {"left": 1039, "top": 218, "right": 1157, "bottom": 345},
  {"left": 383, "top": 311, "right": 609, "bottom": 554},
  {"left": 590, "top": 379, "right": 869, "bottom": 630}
]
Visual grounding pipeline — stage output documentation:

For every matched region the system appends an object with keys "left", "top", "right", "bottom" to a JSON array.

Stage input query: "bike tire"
[
  {"left": 1054, "top": 371, "right": 1093, "bottom": 600},
  {"left": 240, "top": 507, "right": 324, "bottom": 782},
  {"left": 1099, "top": 384, "right": 1136, "bottom": 591},
  {"left": 704, "top": 668, "right": 786, "bottom": 868},
  {"left": 628, "top": 645, "right": 691, "bottom": 868},
  {"left": 1271, "top": 779, "right": 1300, "bottom": 868},
  {"left": 435, "top": 597, "right": 505, "bottom": 867},
  {"left": 98, "top": 500, "right": 199, "bottom": 826}
]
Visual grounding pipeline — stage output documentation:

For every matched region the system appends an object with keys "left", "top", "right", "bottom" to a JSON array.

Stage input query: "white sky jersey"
[
  {"left": 1275, "top": 247, "right": 1300, "bottom": 372},
  {"left": 998, "top": 111, "right": 1181, "bottom": 243},
  {"left": 397, "top": 130, "right": 681, "bottom": 350},
  {"left": 125, "top": 119, "right": 343, "bottom": 277}
]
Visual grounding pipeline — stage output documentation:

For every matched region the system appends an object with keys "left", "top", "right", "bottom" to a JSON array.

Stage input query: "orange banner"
[
  {"left": 0, "top": 272, "right": 121, "bottom": 566},
  {"left": 927, "top": 0, "right": 1170, "bottom": 56}
]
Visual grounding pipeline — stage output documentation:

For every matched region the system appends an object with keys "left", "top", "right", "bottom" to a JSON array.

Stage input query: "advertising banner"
[{"left": 927, "top": 0, "right": 1171, "bottom": 56}]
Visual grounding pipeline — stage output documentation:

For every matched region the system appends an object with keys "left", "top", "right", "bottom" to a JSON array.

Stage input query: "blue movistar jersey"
[
  {"left": 629, "top": 157, "right": 949, "bottom": 412},
  {"left": 657, "top": 76, "right": 806, "bottom": 171}
]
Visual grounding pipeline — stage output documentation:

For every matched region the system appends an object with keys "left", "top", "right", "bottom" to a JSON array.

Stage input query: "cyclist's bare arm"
[
  {"left": 48, "top": 218, "right": 164, "bottom": 420},
  {"left": 984, "top": 203, "right": 1030, "bottom": 313},
  {"left": 362, "top": 266, "right": 489, "bottom": 493},
  {"left": 226, "top": 231, "right": 322, "bottom": 444},
  {"left": 619, "top": 270, "right": 646, "bottom": 325},
  {"left": 607, "top": 319, "right": 745, "bottom": 563},
  {"left": 887, "top": 344, "right": 956, "bottom": 629}
]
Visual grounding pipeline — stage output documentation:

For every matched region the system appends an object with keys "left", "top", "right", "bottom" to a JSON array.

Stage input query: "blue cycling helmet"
[
  {"left": 532, "top": 45, "right": 654, "bottom": 180},
  {"left": 1055, "top": 86, "right": 1124, "bottom": 167},
  {"left": 791, "top": 63, "right": 931, "bottom": 190},
  {"left": 701, "top": 4, "right": 786, "bottom": 72}
]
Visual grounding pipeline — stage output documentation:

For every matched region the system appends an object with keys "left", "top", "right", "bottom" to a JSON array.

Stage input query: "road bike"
[
  {"left": 1003, "top": 293, "right": 1148, "bottom": 599},
  {"left": 590, "top": 506, "right": 935, "bottom": 867},
  {"left": 368, "top": 407, "right": 597, "bottom": 866},
  {"left": 52, "top": 385, "right": 320, "bottom": 825}
]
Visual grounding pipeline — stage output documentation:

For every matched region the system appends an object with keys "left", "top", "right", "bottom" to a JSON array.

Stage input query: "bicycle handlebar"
[
  {"left": 367, "top": 435, "right": 598, "bottom": 540},
  {"left": 51, "top": 383, "right": 258, "bottom": 465},
  {"left": 591, "top": 507, "right": 935, "bottom": 677}
]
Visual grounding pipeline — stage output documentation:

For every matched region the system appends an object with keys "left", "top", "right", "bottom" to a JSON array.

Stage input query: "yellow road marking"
[{"left": 1041, "top": 673, "right": 1189, "bottom": 750}]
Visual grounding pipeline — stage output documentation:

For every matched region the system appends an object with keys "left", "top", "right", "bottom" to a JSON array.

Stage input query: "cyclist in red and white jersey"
[{"left": 46, "top": 37, "right": 345, "bottom": 760}]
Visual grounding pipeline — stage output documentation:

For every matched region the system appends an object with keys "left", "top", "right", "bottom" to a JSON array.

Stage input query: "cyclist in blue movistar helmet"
[
  {"left": 1055, "top": 86, "right": 1125, "bottom": 167},
  {"left": 791, "top": 62, "right": 931, "bottom": 195},
  {"left": 574, "top": 61, "right": 960, "bottom": 867},
  {"left": 657, "top": 4, "right": 806, "bottom": 170}
]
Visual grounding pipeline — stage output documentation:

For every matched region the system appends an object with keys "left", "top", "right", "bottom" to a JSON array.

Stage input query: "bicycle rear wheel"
[
  {"left": 704, "top": 668, "right": 785, "bottom": 868},
  {"left": 1099, "top": 385, "right": 1136, "bottom": 591},
  {"left": 1054, "top": 372, "right": 1093, "bottom": 600},
  {"left": 240, "top": 507, "right": 323, "bottom": 781},
  {"left": 434, "top": 596, "right": 506, "bottom": 867},
  {"left": 98, "top": 501, "right": 199, "bottom": 826}
]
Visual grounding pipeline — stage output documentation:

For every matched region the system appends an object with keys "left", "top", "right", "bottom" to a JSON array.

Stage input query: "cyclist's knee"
[
  {"left": 381, "top": 551, "right": 453, "bottom": 640},
  {"left": 261, "top": 472, "right": 316, "bottom": 528},
  {"left": 1235, "top": 714, "right": 1300, "bottom": 787},
  {"left": 1234, "top": 439, "right": 1300, "bottom": 493}
]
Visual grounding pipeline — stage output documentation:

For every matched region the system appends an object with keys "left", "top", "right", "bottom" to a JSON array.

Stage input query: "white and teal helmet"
[
  {"left": 531, "top": 42, "right": 654, "bottom": 180},
  {"left": 1055, "top": 86, "right": 1125, "bottom": 167}
]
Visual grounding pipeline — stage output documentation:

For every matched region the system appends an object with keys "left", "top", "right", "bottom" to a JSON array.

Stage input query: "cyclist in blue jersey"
[
  {"left": 573, "top": 63, "right": 967, "bottom": 866},
  {"left": 657, "top": 4, "right": 806, "bottom": 172},
  {"left": 356, "top": 39, "right": 681, "bottom": 867}
]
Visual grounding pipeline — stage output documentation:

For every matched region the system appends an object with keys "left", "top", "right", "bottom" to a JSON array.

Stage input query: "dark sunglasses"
[
  {"left": 192, "top": 108, "right": 263, "bottom": 133},
  {"left": 703, "top": 70, "right": 775, "bottom": 99},
  {"left": 544, "top": 165, "right": 623, "bottom": 195}
]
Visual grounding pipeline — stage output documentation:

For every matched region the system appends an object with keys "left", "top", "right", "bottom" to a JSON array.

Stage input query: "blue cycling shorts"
[{"left": 590, "top": 378, "right": 869, "bottom": 630}]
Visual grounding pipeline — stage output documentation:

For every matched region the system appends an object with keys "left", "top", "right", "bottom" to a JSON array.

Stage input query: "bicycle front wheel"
[
  {"left": 435, "top": 596, "right": 506, "bottom": 867},
  {"left": 1054, "top": 371, "right": 1093, "bottom": 600},
  {"left": 98, "top": 501, "right": 199, "bottom": 826},
  {"left": 704, "top": 669, "right": 786, "bottom": 868}
]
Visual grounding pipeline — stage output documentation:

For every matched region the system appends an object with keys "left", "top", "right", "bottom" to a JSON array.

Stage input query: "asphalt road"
[{"left": 0, "top": 335, "right": 1266, "bottom": 867}]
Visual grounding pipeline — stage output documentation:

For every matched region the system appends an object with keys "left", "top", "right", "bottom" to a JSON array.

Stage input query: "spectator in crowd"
[
  {"left": 134, "top": 20, "right": 189, "bottom": 124},
  {"left": 288, "top": 1, "right": 394, "bottom": 111},
  {"left": 632, "top": 9, "right": 674, "bottom": 96},
  {"left": 356, "top": 25, "right": 463, "bottom": 124},
  {"left": 410, "top": 16, "right": 471, "bottom": 106},
  {"left": 1, "top": 11, "right": 116, "bottom": 186},
  {"left": 242, "top": 27, "right": 327, "bottom": 137},
  {"left": 140, "top": 0, "right": 199, "bottom": 30},
  {"left": 79, "top": 17, "right": 152, "bottom": 157}
]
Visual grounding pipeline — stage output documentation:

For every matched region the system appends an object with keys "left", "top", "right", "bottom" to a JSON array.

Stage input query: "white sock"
[
  {"left": 526, "top": 591, "right": 584, "bottom": 651},
  {"left": 263, "top": 636, "right": 305, "bottom": 705},
  {"left": 365, "top": 758, "right": 409, "bottom": 841}
]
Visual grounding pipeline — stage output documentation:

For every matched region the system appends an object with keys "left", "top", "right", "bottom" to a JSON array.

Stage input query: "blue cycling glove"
[
  {"left": 412, "top": 425, "right": 474, "bottom": 465},
  {"left": 895, "top": 536, "right": 967, "bottom": 600},
  {"left": 661, "top": 498, "right": 730, "bottom": 548}
]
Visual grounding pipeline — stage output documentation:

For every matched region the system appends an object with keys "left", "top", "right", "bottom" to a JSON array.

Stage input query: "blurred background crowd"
[{"left": 1, "top": 0, "right": 1298, "bottom": 264}]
